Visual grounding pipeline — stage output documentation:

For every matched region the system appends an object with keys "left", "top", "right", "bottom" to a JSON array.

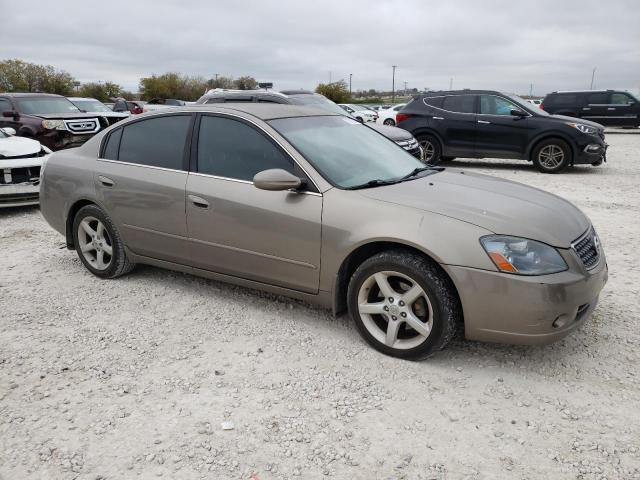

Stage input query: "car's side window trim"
[
  {"left": 97, "top": 113, "right": 195, "bottom": 172},
  {"left": 190, "top": 112, "right": 321, "bottom": 194}
]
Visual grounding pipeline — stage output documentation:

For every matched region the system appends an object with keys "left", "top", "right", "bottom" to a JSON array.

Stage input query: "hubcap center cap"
[{"left": 389, "top": 305, "right": 400, "bottom": 316}]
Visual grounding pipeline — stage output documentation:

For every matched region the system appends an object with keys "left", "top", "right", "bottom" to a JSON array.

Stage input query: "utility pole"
[
  {"left": 349, "top": 73, "right": 352, "bottom": 97},
  {"left": 590, "top": 67, "right": 597, "bottom": 89},
  {"left": 403, "top": 81, "right": 408, "bottom": 97},
  {"left": 392, "top": 65, "right": 397, "bottom": 102}
]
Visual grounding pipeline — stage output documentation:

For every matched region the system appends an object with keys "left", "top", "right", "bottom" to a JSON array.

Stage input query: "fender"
[{"left": 525, "top": 131, "right": 578, "bottom": 162}]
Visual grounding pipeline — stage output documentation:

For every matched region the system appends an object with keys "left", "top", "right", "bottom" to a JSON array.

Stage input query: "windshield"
[
  {"left": 269, "top": 116, "right": 426, "bottom": 189},
  {"left": 506, "top": 93, "right": 549, "bottom": 116},
  {"left": 287, "top": 94, "right": 350, "bottom": 116},
  {"left": 71, "top": 99, "right": 111, "bottom": 112},
  {"left": 0, "top": 129, "right": 7, "bottom": 138},
  {"left": 16, "top": 97, "right": 80, "bottom": 115}
]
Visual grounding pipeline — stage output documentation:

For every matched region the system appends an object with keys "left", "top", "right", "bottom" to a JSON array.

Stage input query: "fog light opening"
[{"left": 552, "top": 315, "right": 570, "bottom": 329}]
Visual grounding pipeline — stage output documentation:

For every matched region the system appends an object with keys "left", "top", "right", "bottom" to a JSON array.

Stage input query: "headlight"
[
  {"left": 41, "top": 120, "right": 66, "bottom": 130},
  {"left": 566, "top": 123, "right": 597, "bottom": 135},
  {"left": 480, "top": 235, "right": 567, "bottom": 275}
]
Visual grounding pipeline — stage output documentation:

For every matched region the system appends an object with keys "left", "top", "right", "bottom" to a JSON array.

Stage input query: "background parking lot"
[{"left": 1, "top": 133, "right": 639, "bottom": 479}]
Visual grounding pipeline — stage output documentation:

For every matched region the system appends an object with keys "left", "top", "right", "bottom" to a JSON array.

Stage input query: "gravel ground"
[{"left": 1, "top": 133, "right": 639, "bottom": 480}]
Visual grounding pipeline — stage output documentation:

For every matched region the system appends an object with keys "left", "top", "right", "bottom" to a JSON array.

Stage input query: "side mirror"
[
  {"left": 2, "top": 111, "right": 18, "bottom": 119},
  {"left": 1, "top": 127, "right": 16, "bottom": 136},
  {"left": 253, "top": 169, "right": 302, "bottom": 191},
  {"left": 510, "top": 109, "right": 527, "bottom": 117}
]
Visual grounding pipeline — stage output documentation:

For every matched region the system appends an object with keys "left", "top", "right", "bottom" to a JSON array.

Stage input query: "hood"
[
  {"left": 27, "top": 112, "right": 101, "bottom": 120},
  {"left": 0, "top": 135, "right": 42, "bottom": 157},
  {"left": 368, "top": 124, "right": 413, "bottom": 141},
  {"left": 546, "top": 114, "right": 604, "bottom": 130},
  {"left": 359, "top": 169, "right": 590, "bottom": 248}
]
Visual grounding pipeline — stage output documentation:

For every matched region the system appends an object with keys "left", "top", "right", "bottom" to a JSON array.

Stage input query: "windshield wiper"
[{"left": 345, "top": 179, "right": 399, "bottom": 190}]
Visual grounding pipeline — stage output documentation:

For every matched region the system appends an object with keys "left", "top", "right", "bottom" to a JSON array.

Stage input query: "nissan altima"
[{"left": 39, "top": 104, "right": 608, "bottom": 359}]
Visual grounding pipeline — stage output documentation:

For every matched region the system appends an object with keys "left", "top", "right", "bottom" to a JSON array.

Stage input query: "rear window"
[
  {"left": 102, "top": 128, "right": 122, "bottom": 160},
  {"left": 587, "top": 93, "right": 608, "bottom": 104},
  {"left": 442, "top": 95, "right": 475, "bottom": 113}
]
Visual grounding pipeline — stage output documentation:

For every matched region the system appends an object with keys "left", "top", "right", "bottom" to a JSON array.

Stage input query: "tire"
[
  {"left": 355, "top": 116, "right": 363, "bottom": 123},
  {"left": 72, "top": 204, "right": 134, "bottom": 279},
  {"left": 532, "top": 138, "right": 571, "bottom": 173},
  {"left": 416, "top": 134, "right": 442, "bottom": 165},
  {"left": 591, "top": 158, "right": 603, "bottom": 167},
  {"left": 383, "top": 118, "right": 396, "bottom": 126},
  {"left": 347, "top": 250, "right": 461, "bottom": 360}
]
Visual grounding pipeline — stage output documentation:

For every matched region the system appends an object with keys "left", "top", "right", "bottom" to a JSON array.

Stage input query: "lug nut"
[
  {"left": 391, "top": 316, "right": 397, "bottom": 321},
  {"left": 399, "top": 301, "right": 405, "bottom": 307},
  {"left": 388, "top": 298, "right": 394, "bottom": 303},
  {"left": 401, "top": 312, "right": 407, "bottom": 318},
  {"left": 383, "top": 306, "right": 389, "bottom": 311}
]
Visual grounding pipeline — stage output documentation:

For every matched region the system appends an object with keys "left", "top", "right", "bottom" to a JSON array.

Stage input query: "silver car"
[{"left": 39, "top": 104, "right": 608, "bottom": 359}]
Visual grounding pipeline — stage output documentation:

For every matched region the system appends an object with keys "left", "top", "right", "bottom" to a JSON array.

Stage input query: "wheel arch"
[
  {"left": 526, "top": 133, "right": 576, "bottom": 164},
  {"left": 332, "top": 241, "right": 463, "bottom": 322},
  {"left": 65, "top": 198, "right": 100, "bottom": 249}
]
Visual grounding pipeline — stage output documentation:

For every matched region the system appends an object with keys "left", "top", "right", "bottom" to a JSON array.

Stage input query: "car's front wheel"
[
  {"left": 532, "top": 138, "right": 571, "bottom": 173},
  {"left": 383, "top": 118, "right": 396, "bottom": 126},
  {"left": 347, "top": 250, "right": 461, "bottom": 359},
  {"left": 416, "top": 134, "right": 442, "bottom": 164},
  {"left": 72, "top": 204, "right": 134, "bottom": 279}
]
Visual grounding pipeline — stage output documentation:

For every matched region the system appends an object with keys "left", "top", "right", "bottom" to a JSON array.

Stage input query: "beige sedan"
[{"left": 39, "top": 104, "right": 607, "bottom": 359}]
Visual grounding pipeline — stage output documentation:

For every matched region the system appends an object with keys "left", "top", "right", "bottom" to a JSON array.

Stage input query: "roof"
[
  {"left": 418, "top": 89, "right": 502, "bottom": 96},
  {"left": 0, "top": 92, "right": 64, "bottom": 98},
  {"left": 67, "top": 97, "right": 99, "bottom": 101},
  {"left": 145, "top": 103, "right": 339, "bottom": 121},
  {"left": 280, "top": 89, "right": 314, "bottom": 95},
  {"left": 549, "top": 90, "right": 612, "bottom": 94}
]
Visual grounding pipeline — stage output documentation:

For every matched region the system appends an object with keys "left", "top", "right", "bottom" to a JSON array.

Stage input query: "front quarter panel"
[{"left": 320, "top": 188, "right": 496, "bottom": 292}]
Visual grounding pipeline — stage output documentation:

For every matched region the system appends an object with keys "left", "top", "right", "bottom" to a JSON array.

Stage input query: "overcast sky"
[{"left": 3, "top": 0, "right": 640, "bottom": 96}]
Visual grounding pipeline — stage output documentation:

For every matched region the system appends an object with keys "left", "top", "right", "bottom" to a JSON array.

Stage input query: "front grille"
[
  {"left": 63, "top": 118, "right": 100, "bottom": 134},
  {"left": 572, "top": 228, "right": 601, "bottom": 270},
  {"left": 1, "top": 166, "right": 41, "bottom": 185}
]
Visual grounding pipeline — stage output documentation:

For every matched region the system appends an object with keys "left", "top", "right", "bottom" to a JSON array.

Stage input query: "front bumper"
[
  {"left": 0, "top": 155, "right": 45, "bottom": 207},
  {"left": 0, "top": 183, "right": 40, "bottom": 207},
  {"left": 574, "top": 135, "right": 607, "bottom": 165},
  {"left": 444, "top": 250, "right": 608, "bottom": 345}
]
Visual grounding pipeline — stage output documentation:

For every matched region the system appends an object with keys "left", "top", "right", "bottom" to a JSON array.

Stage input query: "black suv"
[
  {"left": 541, "top": 90, "right": 640, "bottom": 128},
  {"left": 195, "top": 89, "right": 423, "bottom": 159},
  {"left": 397, "top": 90, "right": 607, "bottom": 173}
]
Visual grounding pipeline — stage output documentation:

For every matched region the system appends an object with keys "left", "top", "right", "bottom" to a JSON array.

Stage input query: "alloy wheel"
[
  {"left": 383, "top": 119, "right": 395, "bottom": 126},
  {"left": 419, "top": 139, "right": 435, "bottom": 162},
  {"left": 77, "top": 216, "right": 113, "bottom": 270},
  {"left": 538, "top": 144, "right": 565, "bottom": 169},
  {"left": 357, "top": 271, "right": 433, "bottom": 349}
]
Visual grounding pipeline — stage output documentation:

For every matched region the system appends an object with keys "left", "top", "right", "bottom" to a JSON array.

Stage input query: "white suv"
[{"left": 338, "top": 104, "right": 378, "bottom": 123}]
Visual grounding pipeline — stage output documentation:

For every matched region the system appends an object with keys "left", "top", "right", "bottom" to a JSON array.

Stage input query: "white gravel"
[{"left": 1, "top": 133, "right": 639, "bottom": 480}]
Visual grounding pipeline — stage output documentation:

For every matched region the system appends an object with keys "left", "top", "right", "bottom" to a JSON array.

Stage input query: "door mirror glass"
[
  {"left": 2, "top": 111, "right": 17, "bottom": 118},
  {"left": 253, "top": 169, "right": 302, "bottom": 191},
  {"left": 1, "top": 127, "right": 16, "bottom": 135},
  {"left": 510, "top": 108, "right": 527, "bottom": 117}
]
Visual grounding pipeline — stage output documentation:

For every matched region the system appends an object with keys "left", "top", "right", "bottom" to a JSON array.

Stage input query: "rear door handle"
[
  {"left": 433, "top": 116, "right": 444, "bottom": 120},
  {"left": 607, "top": 107, "right": 616, "bottom": 110},
  {"left": 98, "top": 175, "right": 114, "bottom": 187},
  {"left": 188, "top": 194, "right": 209, "bottom": 209},
  {"left": 477, "top": 120, "right": 491, "bottom": 124}
]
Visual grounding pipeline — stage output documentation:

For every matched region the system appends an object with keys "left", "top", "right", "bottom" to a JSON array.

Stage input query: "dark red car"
[{"left": 0, "top": 93, "right": 108, "bottom": 151}]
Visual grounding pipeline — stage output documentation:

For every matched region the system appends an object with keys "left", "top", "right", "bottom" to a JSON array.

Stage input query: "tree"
[
  {"left": 315, "top": 80, "right": 351, "bottom": 103},
  {"left": 77, "top": 81, "right": 123, "bottom": 102},
  {"left": 0, "top": 58, "right": 76, "bottom": 95},
  {"left": 206, "top": 76, "right": 234, "bottom": 90},
  {"left": 139, "top": 73, "right": 208, "bottom": 101},
  {"left": 233, "top": 76, "right": 258, "bottom": 90}
]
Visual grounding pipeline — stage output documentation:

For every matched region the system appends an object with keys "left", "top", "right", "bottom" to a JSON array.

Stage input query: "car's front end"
[
  {"left": 36, "top": 114, "right": 106, "bottom": 150},
  {"left": 0, "top": 129, "right": 50, "bottom": 207},
  {"left": 566, "top": 122, "right": 608, "bottom": 165},
  {"left": 368, "top": 124, "right": 423, "bottom": 160}
]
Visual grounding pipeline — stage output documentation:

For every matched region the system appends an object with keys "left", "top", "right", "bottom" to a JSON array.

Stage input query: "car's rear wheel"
[
  {"left": 383, "top": 118, "right": 396, "bottom": 126},
  {"left": 532, "top": 139, "right": 571, "bottom": 173},
  {"left": 347, "top": 250, "right": 461, "bottom": 359},
  {"left": 72, "top": 205, "right": 134, "bottom": 279},
  {"left": 416, "top": 134, "right": 442, "bottom": 165}
]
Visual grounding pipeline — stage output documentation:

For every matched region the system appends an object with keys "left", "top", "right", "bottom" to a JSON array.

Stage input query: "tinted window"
[
  {"left": 442, "top": 95, "right": 475, "bottom": 113},
  {"left": 102, "top": 128, "right": 122, "bottom": 160},
  {"left": 587, "top": 93, "right": 608, "bottom": 104},
  {"left": 480, "top": 95, "right": 520, "bottom": 115},
  {"left": 548, "top": 94, "right": 577, "bottom": 106},
  {"left": 113, "top": 99, "right": 127, "bottom": 111},
  {"left": 611, "top": 93, "right": 633, "bottom": 105},
  {"left": 197, "top": 115, "right": 294, "bottom": 181},
  {"left": 118, "top": 115, "right": 191, "bottom": 169},
  {"left": 423, "top": 96, "right": 444, "bottom": 108},
  {"left": 0, "top": 98, "right": 12, "bottom": 113}
]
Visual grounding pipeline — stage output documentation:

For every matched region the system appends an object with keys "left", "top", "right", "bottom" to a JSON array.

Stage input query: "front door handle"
[
  {"left": 607, "top": 107, "right": 616, "bottom": 111},
  {"left": 477, "top": 120, "right": 491, "bottom": 124},
  {"left": 98, "top": 175, "right": 114, "bottom": 187},
  {"left": 188, "top": 194, "right": 209, "bottom": 209},
  {"left": 433, "top": 116, "right": 444, "bottom": 120}
]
